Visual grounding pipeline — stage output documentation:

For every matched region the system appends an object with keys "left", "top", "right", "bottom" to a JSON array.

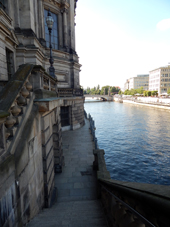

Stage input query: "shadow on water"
[{"left": 85, "top": 102, "right": 170, "bottom": 185}]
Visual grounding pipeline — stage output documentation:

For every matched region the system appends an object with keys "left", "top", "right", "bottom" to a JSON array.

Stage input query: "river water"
[{"left": 84, "top": 101, "right": 170, "bottom": 185}]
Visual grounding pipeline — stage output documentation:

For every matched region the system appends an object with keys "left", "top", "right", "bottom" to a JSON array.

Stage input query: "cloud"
[{"left": 157, "top": 19, "right": 170, "bottom": 31}]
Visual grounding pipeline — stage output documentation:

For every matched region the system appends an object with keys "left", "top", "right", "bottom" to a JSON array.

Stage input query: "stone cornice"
[
  {"left": 48, "top": 0, "right": 60, "bottom": 7},
  {"left": 0, "top": 8, "right": 12, "bottom": 26},
  {"left": 45, "top": 0, "right": 70, "bottom": 9}
]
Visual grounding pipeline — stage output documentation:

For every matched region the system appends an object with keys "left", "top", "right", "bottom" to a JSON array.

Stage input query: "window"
[
  {"left": 0, "top": 0, "right": 5, "bottom": 10},
  {"left": 6, "top": 48, "right": 14, "bottom": 79},
  {"left": 44, "top": 9, "right": 58, "bottom": 50}
]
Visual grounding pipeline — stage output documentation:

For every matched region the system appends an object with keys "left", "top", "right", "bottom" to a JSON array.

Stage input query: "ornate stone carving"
[
  {"left": 48, "top": 0, "right": 60, "bottom": 7},
  {"left": 26, "top": 81, "right": 33, "bottom": 91},
  {"left": 11, "top": 104, "right": 21, "bottom": 116},
  {"left": 21, "top": 87, "right": 29, "bottom": 98},
  {"left": 5, "top": 114, "right": 16, "bottom": 128},
  {"left": 60, "top": 8, "right": 68, "bottom": 14},
  {"left": 17, "top": 95, "right": 26, "bottom": 106}
]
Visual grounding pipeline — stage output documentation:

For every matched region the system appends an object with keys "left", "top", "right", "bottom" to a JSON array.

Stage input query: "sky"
[{"left": 75, "top": 0, "right": 170, "bottom": 90}]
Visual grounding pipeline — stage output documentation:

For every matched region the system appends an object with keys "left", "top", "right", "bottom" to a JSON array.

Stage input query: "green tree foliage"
[
  {"left": 143, "top": 90, "right": 147, "bottom": 96},
  {"left": 151, "top": 90, "right": 158, "bottom": 96},
  {"left": 167, "top": 88, "right": 170, "bottom": 94},
  {"left": 123, "top": 87, "right": 158, "bottom": 97},
  {"left": 147, "top": 91, "right": 151, "bottom": 96},
  {"left": 83, "top": 85, "right": 120, "bottom": 95}
]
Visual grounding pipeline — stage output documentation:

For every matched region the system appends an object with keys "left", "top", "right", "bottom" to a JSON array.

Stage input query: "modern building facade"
[
  {"left": 134, "top": 74, "right": 149, "bottom": 90},
  {"left": 149, "top": 65, "right": 170, "bottom": 95},
  {"left": 0, "top": 1, "right": 84, "bottom": 226},
  {"left": 124, "top": 74, "right": 149, "bottom": 91}
]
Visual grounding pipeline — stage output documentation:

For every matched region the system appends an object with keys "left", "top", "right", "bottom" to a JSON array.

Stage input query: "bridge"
[{"left": 84, "top": 94, "right": 113, "bottom": 101}]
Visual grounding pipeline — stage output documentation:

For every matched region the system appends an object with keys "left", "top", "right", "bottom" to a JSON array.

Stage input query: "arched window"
[{"left": 44, "top": 9, "right": 58, "bottom": 50}]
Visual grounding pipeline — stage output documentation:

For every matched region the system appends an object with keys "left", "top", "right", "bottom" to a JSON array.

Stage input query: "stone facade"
[
  {"left": 149, "top": 65, "right": 170, "bottom": 95},
  {"left": 0, "top": 0, "right": 84, "bottom": 226}
]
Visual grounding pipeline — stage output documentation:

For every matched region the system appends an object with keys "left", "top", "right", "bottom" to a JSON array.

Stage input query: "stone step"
[{"left": 28, "top": 200, "right": 108, "bottom": 227}]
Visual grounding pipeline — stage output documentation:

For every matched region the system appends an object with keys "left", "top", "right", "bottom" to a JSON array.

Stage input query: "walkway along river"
[{"left": 84, "top": 101, "right": 170, "bottom": 185}]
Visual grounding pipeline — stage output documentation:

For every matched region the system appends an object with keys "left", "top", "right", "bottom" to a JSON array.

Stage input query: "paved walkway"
[{"left": 28, "top": 119, "right": 108, "bottom": 227}]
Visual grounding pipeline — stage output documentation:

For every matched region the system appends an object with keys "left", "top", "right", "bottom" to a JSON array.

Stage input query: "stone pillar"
[
  {"left": 61, "top": 8, "right": 68, "bottom": 51},
  {"left": 14, "top": 0, "right": 20, "bottom": 27},
  {"left": 58, "top": 12, "right": 63, "bottom": 50},
  {"left": 38, "top": 0, "right": 45, "bottom": 39},
  {"left": 69, "top": 0, "right": 76, "bottom": 53},
  {"left": 34, "top": 0, "right": 39, "bottom": 37}
]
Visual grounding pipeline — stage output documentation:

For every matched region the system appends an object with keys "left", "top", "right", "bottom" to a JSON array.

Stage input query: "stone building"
[
  {"left": 124, "top": 74, "right": 149, "bottom": 91},
  {"left": 149, "top": 65, "right": 170, "bottom": 95},
  {"left": 0, "top": 0, "right": 84, "bottom": 226}
]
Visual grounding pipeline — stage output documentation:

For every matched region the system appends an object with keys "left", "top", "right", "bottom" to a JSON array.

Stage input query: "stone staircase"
[{"left": 27, "top": 200, "right": 108, "bottom": 227}]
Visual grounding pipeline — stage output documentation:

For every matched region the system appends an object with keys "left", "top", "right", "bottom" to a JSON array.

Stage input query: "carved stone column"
[
  {"left": 15, "top": 0, "right": 20, "bottom": 27},
  {"left": 61, "top": 8, "right": 68, "bottom": 51},
  {"left": 58, "top": 12, "right": 63, "bottom": 50},
  {"left": 38, "top": 0, "right": 45, "bottom": 39}
]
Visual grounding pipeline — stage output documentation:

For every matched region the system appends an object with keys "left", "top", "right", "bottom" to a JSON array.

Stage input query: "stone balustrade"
[
  {"left": 0, "top": 64, "right": 58, "bottom": 161},
  {"left": 0, "top": 64, "right": 34, "bottom": 160},
  {"left": 58, "top": 88, "right": 83, "bottom": 97},
  {"left": 30, "top": 65, "right": 57, "bottom": 93}
]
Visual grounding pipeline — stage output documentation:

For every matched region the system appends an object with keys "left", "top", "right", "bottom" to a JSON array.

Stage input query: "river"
[{"left": 84, "top": 101, "right": 170, "bottom": 185}]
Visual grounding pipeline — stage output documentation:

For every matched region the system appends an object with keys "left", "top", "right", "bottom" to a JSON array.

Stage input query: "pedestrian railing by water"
[{"left": 84, "top": 110, "right": 99, "bottom": 149}]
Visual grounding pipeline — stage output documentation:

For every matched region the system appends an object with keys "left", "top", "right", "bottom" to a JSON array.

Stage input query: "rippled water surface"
[{"left": 84, "top": 101, "right": 170, "bottom": 185}]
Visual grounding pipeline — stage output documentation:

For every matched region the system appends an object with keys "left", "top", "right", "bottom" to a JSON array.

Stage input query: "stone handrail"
[
  {"left": 30, "top": 65, "right": 57, "bottom": 92},
  {"left": 58, "top": 88, "right": 83, "bottom": 97},
  {"left": 93, "top": 148, "right": 170, "bottom": 227},
  {"left": 0, "top": 64, "right": 57, "bottom": 161}
]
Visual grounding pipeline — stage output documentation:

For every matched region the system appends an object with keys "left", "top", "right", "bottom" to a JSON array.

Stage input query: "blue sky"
[{"left": 75, "top": 0, "right": 170, "bottom": 89}]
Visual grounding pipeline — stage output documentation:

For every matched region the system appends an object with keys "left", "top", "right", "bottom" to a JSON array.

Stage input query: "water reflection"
[{"left": 85, "top": 102, "right": 170, "bottom": 185}]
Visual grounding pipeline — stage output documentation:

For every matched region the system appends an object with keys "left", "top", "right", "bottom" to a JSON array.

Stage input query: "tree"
[
  {"left": 147, "top": 91, "right": 151, "bottom": 96},
  {"left": 167, "top": 88, "right": 170, "bottom": 94},
  {"left": 101, "top": 86, "right": 109, "bottom": 95},
  {"left": 151, "top": 90, "right": 158, "bottom": 96},
  {"left": 124, "top": 89, "right": 129, "bottom": 95},
  {"left": 143, "top": 90, "right": 147, "bottom": 96}
]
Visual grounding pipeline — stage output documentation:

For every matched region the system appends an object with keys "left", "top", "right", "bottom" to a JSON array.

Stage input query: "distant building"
[
  {"left": 149, "top": 65, "right": 170, "bottom": 95},
  {"left": 124, "top": 79, "right": 129, "bottom": 91},
  {"left": 134, "top": 74, "right": 149, "bottom": 90},
  {"left": 124, "top": 74, "right": 149, "bottom": 91}
]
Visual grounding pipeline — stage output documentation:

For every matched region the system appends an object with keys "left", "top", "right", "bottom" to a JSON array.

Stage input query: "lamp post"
[{"left": 46, "top": 9, "right": 55, "bottom": 78}]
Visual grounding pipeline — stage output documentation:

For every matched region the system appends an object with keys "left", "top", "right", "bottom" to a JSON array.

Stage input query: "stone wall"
[
  {"left": 41, "top": 107, "right": 63, "bottom": 208},
  {"left": 61, "top": 97, "right": 85, "bottom": 130},
  {"left": 71, "top": 97, "right": 85, "bottom": 130},
  {"left": 0, "top": 105, "right": 44, "bottom": 226}
]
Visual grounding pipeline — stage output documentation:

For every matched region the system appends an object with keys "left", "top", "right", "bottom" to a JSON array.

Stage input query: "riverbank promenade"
[{"left": 28, "top": 118, "right": 108, "bottom": 227}]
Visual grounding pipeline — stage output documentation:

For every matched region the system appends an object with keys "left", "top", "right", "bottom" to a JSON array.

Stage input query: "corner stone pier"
[{"left": 27, "top": 119, "right": 108, "bottom": 227}]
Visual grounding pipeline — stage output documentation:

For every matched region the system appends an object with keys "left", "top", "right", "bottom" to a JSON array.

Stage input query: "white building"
[
  {"left": 149, "top": 66, "right": 170, "bottom": 95},
  {"left": 124, "top": 74, "right": 149, "bottom": 91}
]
